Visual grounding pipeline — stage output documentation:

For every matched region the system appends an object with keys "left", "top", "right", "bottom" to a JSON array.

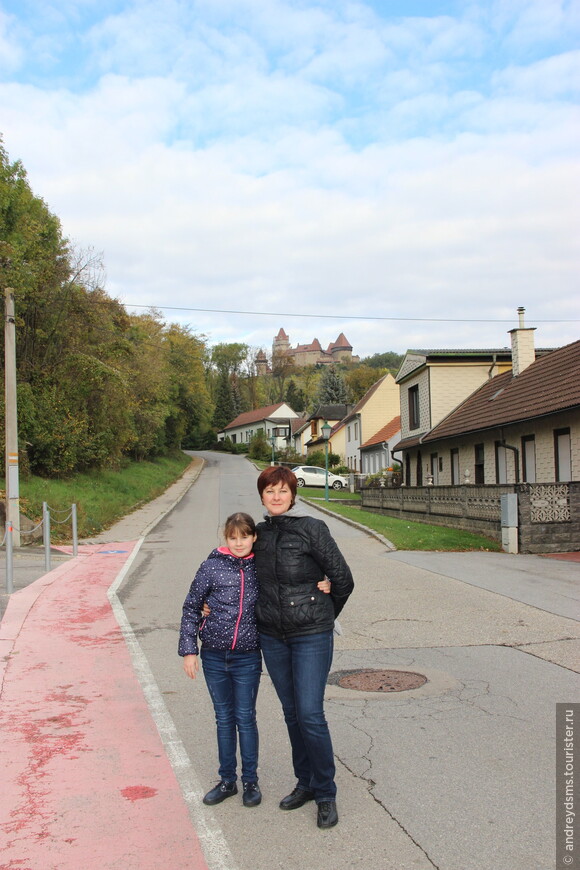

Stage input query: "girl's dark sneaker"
[{"left": 242, "top": 782, "right": 262, "bottom": 807}]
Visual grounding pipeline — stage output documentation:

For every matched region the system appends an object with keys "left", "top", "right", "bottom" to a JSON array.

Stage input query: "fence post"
[
  {"left": 5, "top": 521, "right": 14, "bottom": 594},
  {"left": 72, "top": 504, "right": 78, "bottom": 557},
  {"left": 43, "top": 502, "right": 51, "bottom": 573}
]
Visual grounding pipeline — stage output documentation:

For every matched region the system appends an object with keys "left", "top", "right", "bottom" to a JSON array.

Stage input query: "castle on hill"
[{"left": 256, "top": 328, "right": 359, "bottom": 373}]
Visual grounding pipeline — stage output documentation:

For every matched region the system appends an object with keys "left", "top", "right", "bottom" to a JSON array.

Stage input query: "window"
[
  {"left": 416, "top": 451, "right": 423, "bottom": 486},
  {"left": 405, "top": 454, "right": 411, "bottom": 487},
  {"left": 474, "top": 444, "right": 485, "bottom": 484},
  {"left": 272, "top": 427, "right": 288, "bottom": 437},
  {"left": 409, "top": 385, "right": 420, "bottom": 430},
  {"left": 231, "top": 434, "right": 237, "bottom": 444},
  {"left": 451, "top": 448, "right": 459, "bottom": 484},
  {"left": 347, "top": 425, "right": 351, "bottom": 442},
  {"left": 354, "top": 421, "right": 359, "bottom": 440},
  {"left": 554, "top": 428, "right": 572, "bottom": 481},
  {"left": 495, "top": 442, "right": 507, "bottom": 484},
  {"left": 521, "top": 436, "right": 536, "bottom": 483}
]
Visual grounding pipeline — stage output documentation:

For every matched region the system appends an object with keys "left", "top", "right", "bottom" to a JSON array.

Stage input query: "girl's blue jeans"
[
  {"left": 259, "top": 630, "right": 336, "bottom": 802},
  {"left": 201, "top": 648, "right": 262, "bottom": 783}
]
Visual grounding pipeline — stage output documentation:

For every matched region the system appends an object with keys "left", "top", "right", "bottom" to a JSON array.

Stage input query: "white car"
[{"left": 291, "top": 465, "right": 348, "bottom": 490}]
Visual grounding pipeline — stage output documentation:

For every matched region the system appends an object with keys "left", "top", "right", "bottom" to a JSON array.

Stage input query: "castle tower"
[{"left": 273, "top": 328, "right": 290, "bottom": 359}]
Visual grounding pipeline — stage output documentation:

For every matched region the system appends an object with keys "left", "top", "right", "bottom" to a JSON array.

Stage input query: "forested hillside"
[{"left": 0, "top": 140, "right": 402, "bottom": 477}]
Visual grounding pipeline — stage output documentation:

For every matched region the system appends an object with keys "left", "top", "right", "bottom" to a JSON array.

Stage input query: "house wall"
[
  {"left": 345, "top": 416, "right": 361, "bottom": 470},
  {"left": 331, "top": 428, "right": 346, "bottom": 465},
  {"left": 399, "top": 369, "right": 431, "bottom": 438},
  {"left": 361, "top": 374, "right": 400, "bottom": 441},
  {"left": 429, "top": 362, "right": 511, "bottom": 428},
  {"left": 410, "top": 409, "right": 580, "bottom": 486}
]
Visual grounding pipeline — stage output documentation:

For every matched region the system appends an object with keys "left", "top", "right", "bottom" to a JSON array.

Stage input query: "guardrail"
[{"left": 2, "top": 503, "right": 78, "bottom": 594}]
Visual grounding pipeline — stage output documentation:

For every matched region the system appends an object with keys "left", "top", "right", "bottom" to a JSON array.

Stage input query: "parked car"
[{"left": 291, "top": 465, "right": 349, "bottom": 490}]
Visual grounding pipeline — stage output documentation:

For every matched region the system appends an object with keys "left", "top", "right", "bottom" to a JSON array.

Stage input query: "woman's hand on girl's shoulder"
[
  {"left": 183, "top": 654, "right": 199, "bottom": 679},
  {"left": 318, "top": 578, "right": 331, "bottom": 594}
]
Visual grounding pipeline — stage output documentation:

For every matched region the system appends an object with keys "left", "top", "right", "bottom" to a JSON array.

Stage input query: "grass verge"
[
  {"left": 1, "top": 451, "right": 193, "bottom": 542},
  {"left": 301, "top": 499, "right": 500, "bottom": 551}
]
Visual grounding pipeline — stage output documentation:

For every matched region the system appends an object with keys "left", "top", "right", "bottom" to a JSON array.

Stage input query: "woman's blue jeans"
[
  {"left": 259, "top": 630, "right": 336, "bottom": 802},
  {"left": 201, "top": 648, "right": 262, "bottom": 783}
]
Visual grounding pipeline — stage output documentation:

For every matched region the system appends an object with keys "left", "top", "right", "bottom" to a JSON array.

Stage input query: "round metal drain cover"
[{"left": 330, "top": 668, "right": 427, "bottom": 693}]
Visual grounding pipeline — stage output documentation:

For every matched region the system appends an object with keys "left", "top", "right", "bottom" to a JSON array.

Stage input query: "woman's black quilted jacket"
[{"left": 253, "top": 512, "right": 354, "bottom": 639}]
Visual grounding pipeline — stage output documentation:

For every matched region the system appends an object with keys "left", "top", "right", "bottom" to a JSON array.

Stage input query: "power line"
[{"left": 120, "top": 303, "right": 580, "bottom": 324}]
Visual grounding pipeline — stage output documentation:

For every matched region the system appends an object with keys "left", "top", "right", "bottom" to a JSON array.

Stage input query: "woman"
[{"left": 253, "top": 465, "right": 354, "bottom": 829}]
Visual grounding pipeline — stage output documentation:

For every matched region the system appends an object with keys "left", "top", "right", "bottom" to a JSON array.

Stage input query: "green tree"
[
  {"left": 316, "top": 365, "right": 349, "bottom": 404},
  {"left": 212, "top": 370, "right": 235, "bottom": 431},
  {"left": 345, "top": 365, "right": 386, "bottom": 403}
]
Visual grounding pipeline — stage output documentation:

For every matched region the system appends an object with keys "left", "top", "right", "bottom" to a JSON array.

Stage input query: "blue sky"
[{"left": 1, "top": 0, "right": 579, "bottom": 357}]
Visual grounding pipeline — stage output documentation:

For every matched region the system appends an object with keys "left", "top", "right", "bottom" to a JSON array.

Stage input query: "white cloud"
[{"left": 1, "top": 0, "right": 578, "bottom": 357}]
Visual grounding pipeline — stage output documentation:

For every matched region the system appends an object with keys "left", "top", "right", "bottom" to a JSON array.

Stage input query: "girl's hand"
[
  {"left": 202, "top": 602, "right": 211, "bottom": 616},
  {"left": 318, "top": 578, "right": 331, "bottom": 594},
  {"left": 183, "top": 654, "right": 199, "bottom": 679}
]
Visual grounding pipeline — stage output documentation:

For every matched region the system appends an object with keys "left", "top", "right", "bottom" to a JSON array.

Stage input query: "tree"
[
  {"left": 212, "top": 370, "right": 235, "bottom": 432},
  {"left": 345, "top": 365, "right": 386, "bottom": 403},
  {"left": 361, "top": 351, "right": 404, "bottom": 372},
  {"left": 285, "top": 380, "right": 306, "bottom": 412},
  {"left": 316, "top": 365, "right": 349, "bottom": 404}
]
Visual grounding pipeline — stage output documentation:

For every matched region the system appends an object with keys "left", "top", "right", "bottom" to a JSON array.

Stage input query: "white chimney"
[{"left": 509, "top": 307, "right": 536, "bottom": 376}]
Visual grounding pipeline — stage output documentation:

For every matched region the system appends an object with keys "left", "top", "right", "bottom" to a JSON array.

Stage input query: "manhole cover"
[{"left": 329, "top": 668, "right": 427, "bottom": 693}]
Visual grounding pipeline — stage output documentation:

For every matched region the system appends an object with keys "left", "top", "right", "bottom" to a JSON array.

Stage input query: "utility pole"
[{"left": 4, "top": 287, "right": 20, "bottom": 546}]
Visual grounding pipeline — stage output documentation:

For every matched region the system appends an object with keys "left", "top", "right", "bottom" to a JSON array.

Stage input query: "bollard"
[
  {"left": 5, "top": 522, "right": 14, "bottom": 594},
  {"left": 72, "top": 503, "right": 78, "bottom": 557},
  {"left": 43, "top": 502, "right": 51, "bottom": 574}
]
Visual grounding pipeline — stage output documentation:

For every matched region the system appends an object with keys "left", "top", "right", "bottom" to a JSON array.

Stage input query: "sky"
[{"left": 1, "top": 0, "right": 579, "bottom": 359}]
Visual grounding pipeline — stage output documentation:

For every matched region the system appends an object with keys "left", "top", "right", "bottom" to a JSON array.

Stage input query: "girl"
[{"left": 179, "top": 512, "right": 262, "bottom": 807}]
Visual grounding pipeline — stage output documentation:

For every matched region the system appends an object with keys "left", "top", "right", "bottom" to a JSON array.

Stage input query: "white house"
[{"left": 218, "top": 402, "right": 299, "bottom": 450}]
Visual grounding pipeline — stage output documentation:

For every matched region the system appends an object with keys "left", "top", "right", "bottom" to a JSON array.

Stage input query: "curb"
[{"left": 298, "top": 496, "right": 397, "bottom": 551}]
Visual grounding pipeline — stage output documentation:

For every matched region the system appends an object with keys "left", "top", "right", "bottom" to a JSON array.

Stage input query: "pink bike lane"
[{"left": 0, "top": 543, "right": 208, "bottom": 870}]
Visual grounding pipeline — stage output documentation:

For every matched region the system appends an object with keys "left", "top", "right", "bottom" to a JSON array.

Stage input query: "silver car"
[{"left": 291, "top": 465, "right": 348, "bottom": 490}]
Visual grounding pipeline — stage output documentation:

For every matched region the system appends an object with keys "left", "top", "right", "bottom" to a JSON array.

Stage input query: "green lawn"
[
  {"left": 1, "top": 452, "right": 193, "bottom": 541},
  {"left": 301, "top": 499, "right": 500, "bottom": 551},
  {"left": 297, "top": 486, "right": 360, "bottom": 501}
]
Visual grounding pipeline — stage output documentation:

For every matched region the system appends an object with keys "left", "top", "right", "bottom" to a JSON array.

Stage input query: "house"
[
  {"left": 328, "top": 374, "right": 400, "bottom": 470},
  {"left": 393, "top": 310, "right": 554, "bottom": 485},
  {"left": 360, "top": 416, "right": 402, "bottom": 474},
  {"left": 218, "top": 402, "right": 299, "bottom": 450},
  {"left": 296, "top": 404, "right": 352, "bottom": 457},
  {"left": 394, "top": 315, "right": 579, "bottom": 486}
]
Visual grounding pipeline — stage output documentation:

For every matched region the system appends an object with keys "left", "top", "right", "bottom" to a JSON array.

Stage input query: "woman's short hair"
[
  {"left": 257, "top": 466, "right": 297, "bottom": 506},
  {"left": 223, "top": 512, "right": 256, "bottom": 538}
]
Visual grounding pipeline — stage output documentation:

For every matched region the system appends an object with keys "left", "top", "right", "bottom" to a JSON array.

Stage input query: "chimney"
[{"left": 508, "top": 307, "right": 536, "bottom": 376}]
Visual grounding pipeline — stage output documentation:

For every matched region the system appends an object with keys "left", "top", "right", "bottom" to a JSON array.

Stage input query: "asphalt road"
[{"left": 116, "top": 451, "right": 580, "bottom": 870}]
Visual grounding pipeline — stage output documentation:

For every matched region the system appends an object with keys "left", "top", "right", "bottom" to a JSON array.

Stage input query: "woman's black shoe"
[
  {"left": 203, "top": 781, "right": 238, "bottom": 805},
  {"left": 317, "top": 800, "right": 338, "bottom": 828},
  {"left": 279, "top": 785, "right": 315, "bottom": 810}
]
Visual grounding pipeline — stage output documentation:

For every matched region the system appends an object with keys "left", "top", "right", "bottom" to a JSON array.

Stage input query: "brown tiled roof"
[
  {"left": 422, "top": 340, "right": 580, "bottom": 443},
  {"left": 361, "top": 416, "right": 401, "bottom": 449},
  {"left": 224, "top": 403, "right": 288, "bottom": 430}
]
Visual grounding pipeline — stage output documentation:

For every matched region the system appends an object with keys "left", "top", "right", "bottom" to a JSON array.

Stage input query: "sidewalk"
[{"left": 0, "top": 459, "right": 206, "bottom": 870}]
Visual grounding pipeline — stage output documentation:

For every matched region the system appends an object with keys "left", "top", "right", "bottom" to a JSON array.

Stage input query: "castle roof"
[{"left": 327, "top": 332, "right": 352, "bottom": 352}]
